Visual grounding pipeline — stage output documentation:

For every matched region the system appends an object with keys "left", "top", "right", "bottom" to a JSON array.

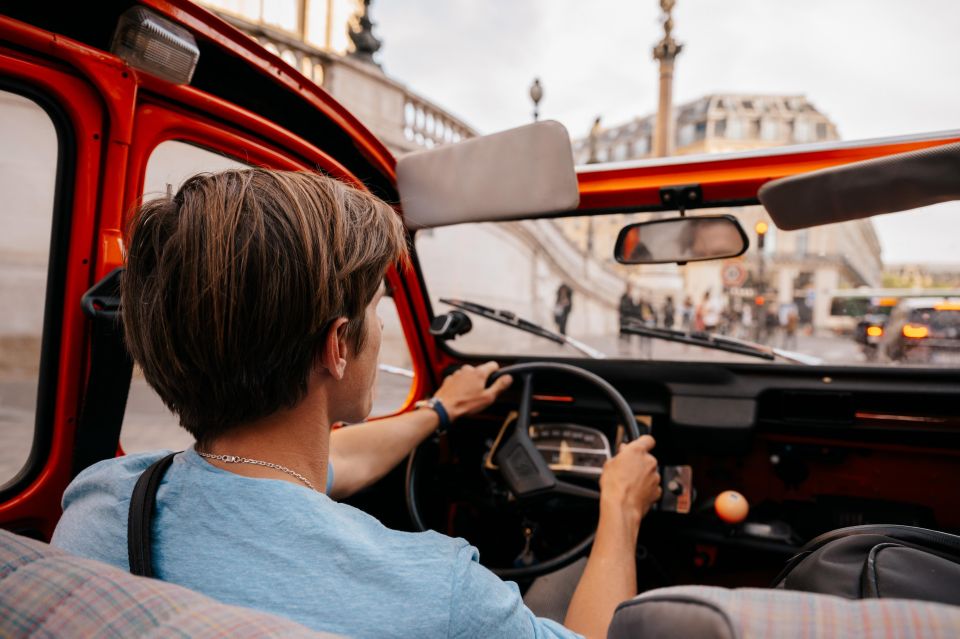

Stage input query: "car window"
[
  {"left": 0, "top": 90, "right": 59, "bottom": 484},
  {"left": 121, "top": 140, "right": 248, "bottom": 454},
  {"left": 121, "top": 141, "right": 415, "bottom": 452},
  {"left": 373, "top": 284, "right": 415, "bottom": 416},
  {"left": 415, "top": 202, "right": 958, "bottom": 368}
]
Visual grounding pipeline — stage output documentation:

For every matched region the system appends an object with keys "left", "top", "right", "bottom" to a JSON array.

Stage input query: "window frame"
[{"left": 0, "top": 79, "right": 75, "bottom": 497}]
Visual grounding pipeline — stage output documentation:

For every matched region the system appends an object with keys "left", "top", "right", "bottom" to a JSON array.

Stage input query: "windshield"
[{"left": 416, "top": 202, "right": 960, "bottom": 368}]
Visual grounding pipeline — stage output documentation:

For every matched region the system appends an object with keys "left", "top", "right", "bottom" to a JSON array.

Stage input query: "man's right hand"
[
  {"left": 564, "top": 434, "right": 662, "bottom": 638},
  {"left": 598, "top": 435, "right": 662, "bottom": 528}
]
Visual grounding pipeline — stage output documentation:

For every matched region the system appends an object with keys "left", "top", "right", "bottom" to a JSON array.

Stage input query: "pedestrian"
[
  {"left": 763, "top": 304, "right": 779, "bottom": 344},
  {"left": 618, "top": 285, "right": 638, "bottom": 341},
  {"left": 740, "top": 304, "right": 753, "bottom": 340},
  {"left": 639, "top": 296, "right": 657, "bottom": 326},
  {"left": 782, "top": 304, "right": 799, "bottom": 350},
  {"left": 697, "top": 291, "right": 723, "bottom": 333},
  {"left": 662, "top": 296, "right": 675, "bottom": 329},
  {"left": 554, "top": 283, "right": 573, "bottom": 336},
  {"left": 681, "top": 295, "right": 694, "bottom": 331}
]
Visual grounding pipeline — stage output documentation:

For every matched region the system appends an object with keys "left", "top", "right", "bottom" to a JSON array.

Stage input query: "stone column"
[
  {"left": 813, "top": 267, "right": 839, "bottom": 333},
  {"left": 652, "top": 1, "right": 682, "bottom": 157},
  {"left": 777, "top": 267, "right": 797, "bottom": 304}
]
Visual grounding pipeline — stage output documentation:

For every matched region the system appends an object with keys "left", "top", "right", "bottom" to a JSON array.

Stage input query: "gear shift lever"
[{"left": 714, "top": 490, "right": 750, "bottom": 524}]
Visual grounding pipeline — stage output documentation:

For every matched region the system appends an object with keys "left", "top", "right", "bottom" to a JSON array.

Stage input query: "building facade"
[{"left": 566, "top": 94, "right": 881, "bottom": 332}]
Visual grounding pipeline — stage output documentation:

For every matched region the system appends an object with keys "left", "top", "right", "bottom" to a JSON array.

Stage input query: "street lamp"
[
  {"left": 754, "top": 221, "right": 769, "bottom": 342},
  {"left": 529, "top": 78, "right": 543, "bottom": 122}
]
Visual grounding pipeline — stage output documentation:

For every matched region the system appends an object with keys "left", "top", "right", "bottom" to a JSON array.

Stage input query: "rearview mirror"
[{"left": 614, "top": 215, "right": 749, "bottom": 265}]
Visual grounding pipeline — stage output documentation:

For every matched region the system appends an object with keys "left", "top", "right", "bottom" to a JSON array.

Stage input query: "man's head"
[{"left": 122, "top": 169, "right": 407, "bottom": 446}]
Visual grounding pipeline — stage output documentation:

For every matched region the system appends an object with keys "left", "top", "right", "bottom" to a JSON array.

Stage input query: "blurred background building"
[{"left": 564, "top": 94, "right": 882, "bottom": 331}]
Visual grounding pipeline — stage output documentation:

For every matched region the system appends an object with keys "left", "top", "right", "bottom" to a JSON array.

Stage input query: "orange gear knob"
[{"left": 715, "top": 490, "right": 749, "bottom": 524}]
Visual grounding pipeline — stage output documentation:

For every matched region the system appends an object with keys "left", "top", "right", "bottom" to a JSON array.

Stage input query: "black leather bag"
[{"left": 771, "top": 524, "right": 960, "bottom": 606}]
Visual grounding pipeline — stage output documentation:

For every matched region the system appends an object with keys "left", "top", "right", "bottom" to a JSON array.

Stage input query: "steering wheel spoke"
[
  {"left": 493, "top": 374, "right": 560, "bottom": 497},
  {"left": 553, "top": 480, "right": 601, "bottom": 500}
]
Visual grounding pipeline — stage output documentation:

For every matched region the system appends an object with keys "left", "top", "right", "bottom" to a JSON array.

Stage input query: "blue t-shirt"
[{"left": 52, "top": 448, "right": 579, "bottom": 639}]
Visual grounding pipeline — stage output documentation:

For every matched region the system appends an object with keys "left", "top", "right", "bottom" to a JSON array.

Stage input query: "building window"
[
  {"left": 795, "top": 230, "right": 809, "bottom": 257},
  {"left": 714, "top": 118, "right": 727, "bottom": 137},
  {"left": 794, "top": 119, "right": 815, "bottom": 143},
  {"left": 760, "top": 119, "right": 779, "bottom": 141},
  {"left": 694, "top": 121, "right": 707, "bottom": 141},
  {"left": 677, "top": 123, "right": 695, "bottom": 148},
  {"left": 816, "top": 122, "right": 828, "bottom": 140},
  {"left": 726, "top": 118, "right": 744, "bottom": 140},
  {"left": 261, "top": 0, "right": 299, "bottom": 33}
]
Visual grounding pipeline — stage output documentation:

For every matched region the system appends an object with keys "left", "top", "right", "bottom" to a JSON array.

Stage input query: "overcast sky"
[{"left": 372, "top": 0, "right": 960, "bottom": 264}]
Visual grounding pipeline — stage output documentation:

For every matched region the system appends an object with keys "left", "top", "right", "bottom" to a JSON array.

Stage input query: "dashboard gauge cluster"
[{"left": 528, "top": 423, "right": 611, "bottom": 477}]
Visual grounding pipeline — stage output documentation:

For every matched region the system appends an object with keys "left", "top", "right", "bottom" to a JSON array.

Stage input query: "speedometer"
[{"left": 528, "top": 424, "right": 611, "bottom": 477}]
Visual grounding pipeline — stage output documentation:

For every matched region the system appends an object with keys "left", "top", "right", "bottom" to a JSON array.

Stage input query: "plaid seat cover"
[
  {"left": 0, "top": 529, "right": 340, "bottom": 638},
  {"left": 610, "top": 585, "right": 960, "bottom": 639}
]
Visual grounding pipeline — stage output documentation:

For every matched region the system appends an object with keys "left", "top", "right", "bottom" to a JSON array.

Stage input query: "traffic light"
[{"left": 755, "top": 221, "right": 768, "bottom": 250}]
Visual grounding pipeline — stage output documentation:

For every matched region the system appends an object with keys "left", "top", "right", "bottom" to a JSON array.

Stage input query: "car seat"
[{"left": 0, "top": 528, "right": 340, "bottom": 638}]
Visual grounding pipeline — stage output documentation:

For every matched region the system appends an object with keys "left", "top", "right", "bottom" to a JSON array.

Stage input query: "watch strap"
[{"left": 417, "top": 397, "right": 451, "bottom": 433}]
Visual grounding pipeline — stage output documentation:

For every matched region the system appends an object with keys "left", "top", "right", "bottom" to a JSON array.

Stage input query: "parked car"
[
  {"left": 852, "top": 299, "right": 897, "bottom": 361},
  {"left": 879, "top": 298, "right": 960, "bottom": 364}
]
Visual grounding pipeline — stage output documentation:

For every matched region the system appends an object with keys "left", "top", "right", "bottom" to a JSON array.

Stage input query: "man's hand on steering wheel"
[
  {"left": 433, "top": 361, "right": 513, "bottom": 421},
  {"left": 600, "top": 435, "right": 662, "bottom": 528}
]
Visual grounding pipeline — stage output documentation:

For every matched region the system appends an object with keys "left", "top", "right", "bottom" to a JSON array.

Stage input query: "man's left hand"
[{"left": 433, "top": 361, "right": 513, "bottom": 421}]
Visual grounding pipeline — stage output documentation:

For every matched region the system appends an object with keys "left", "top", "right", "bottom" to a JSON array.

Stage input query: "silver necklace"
[{"left": 197, "top": 452, "right": 317, "bottom": 491}]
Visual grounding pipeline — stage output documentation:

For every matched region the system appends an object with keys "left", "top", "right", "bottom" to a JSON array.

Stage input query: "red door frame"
[
  {"left": 0, "top": 42, "right": 114, "bottom": 537},
  {"left": 0, "top": 15, "right": 428, "bottom": 537}
]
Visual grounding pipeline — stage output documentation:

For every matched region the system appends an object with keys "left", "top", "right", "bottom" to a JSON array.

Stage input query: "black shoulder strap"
[
  {"left": 127, "top": 452, "right": 178, "bottom": 577},
  {"left": 74, "top": 267, "right": 133, "bottom": 478}
]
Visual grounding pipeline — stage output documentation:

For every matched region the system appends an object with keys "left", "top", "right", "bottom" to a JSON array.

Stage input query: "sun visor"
[
  {"left": 759, "top": 142, "right": 960, "bottom": 230},
  {"left": 396, "top": 121, "right": 580, "bottom": 229}
]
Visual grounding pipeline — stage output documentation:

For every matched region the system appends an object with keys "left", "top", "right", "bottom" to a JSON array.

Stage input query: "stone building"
[
  {"left": 574, "top": 94, "right": 840, "bottom": 163},
  {"left": 565, "top": 94, "right": 881, "bottom": 331}
]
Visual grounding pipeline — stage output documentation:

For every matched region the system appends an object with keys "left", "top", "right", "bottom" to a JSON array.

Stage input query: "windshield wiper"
[
  {"left": 439, "top": 298, "right": 606, "bottom": 359},
  {"left": 620, "top": 322, "right": 817, "bottom": 364}
]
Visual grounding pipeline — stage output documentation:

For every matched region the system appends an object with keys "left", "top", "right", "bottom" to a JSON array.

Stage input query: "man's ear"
[{"left": 319, "top": 317, "right": 350, "bottom": 380}]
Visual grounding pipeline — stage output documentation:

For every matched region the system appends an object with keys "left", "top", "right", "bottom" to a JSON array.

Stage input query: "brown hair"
[{"left": 122, "top": 168, "right": 407, "bottom": 444}]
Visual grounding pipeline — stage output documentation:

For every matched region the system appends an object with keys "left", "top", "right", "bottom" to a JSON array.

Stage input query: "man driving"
[{"left": 53, "top": 169, "right": 662, "bottom": 639}]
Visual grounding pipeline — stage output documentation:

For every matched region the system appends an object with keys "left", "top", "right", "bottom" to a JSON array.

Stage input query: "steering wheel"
[{"left": 406, "top": 361, "right": 643, "bottom": 579}]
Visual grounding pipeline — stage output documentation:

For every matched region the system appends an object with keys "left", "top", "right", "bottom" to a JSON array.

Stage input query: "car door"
[
  {"left": 0, "top": 16, "right": 119, "bottom": 539},
  {"left": 0, "top": 6, "right": 424, "bottom": 539}
]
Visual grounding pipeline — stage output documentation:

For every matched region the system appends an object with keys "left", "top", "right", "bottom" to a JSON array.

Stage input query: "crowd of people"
[
  {"left": 552, "top": 281, "right": 804, "bottom": 352},
  {"left": 617, "top": 285, "right": 803, "bottom": 349}
]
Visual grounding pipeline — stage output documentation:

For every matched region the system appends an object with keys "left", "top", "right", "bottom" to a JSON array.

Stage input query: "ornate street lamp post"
[
  {"left": 755, "top": 221, "right": 768, "bottom": 341},
  {"left": 529, "top": 78, "right": 543, "bottom": 122}
]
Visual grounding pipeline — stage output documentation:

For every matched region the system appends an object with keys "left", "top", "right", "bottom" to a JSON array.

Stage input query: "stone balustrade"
[
  {"left": 212, "top": 12, "right": 476, "bottom": 154},
  {"left": 402, "top": 95, "right": 474, "bottom": 149}
]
